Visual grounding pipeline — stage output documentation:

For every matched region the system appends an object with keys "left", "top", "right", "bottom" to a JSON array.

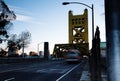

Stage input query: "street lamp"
[
  {"left": 62, "top": 2, "right": 94, "bottom": 39},
  {"left": 37, "top": 42, "right": 43, "bottom": 55}
]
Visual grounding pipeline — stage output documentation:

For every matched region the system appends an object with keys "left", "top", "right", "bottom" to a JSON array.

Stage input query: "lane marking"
[
  {"left": 49, "top": 69, "right": 67, "bottom": 73},
  {"left": 36, "top": 69, "right": 68, "bottom": 74},
  {"left": 56, "top": 63, "right": 81, "bottom": 81},
  {"left": 4, "top": 77, "right": 15, "bottom": 81},
  {"left": 0, "top": 68, "right": 26, "bottom": 73},
  {"left": 36, "top": 69, "right": 47, "bottom": 73}
]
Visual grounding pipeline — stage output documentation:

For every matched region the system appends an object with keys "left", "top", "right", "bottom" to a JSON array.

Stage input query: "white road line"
[
  {"left": 36, "top": 68, "right": 67, "bottom": 74},
  {"left": 56, "top": 63, "right": 81, "bottom": 81},
  {"left": 4, "top": 77, "right": 15, "bottom": 81},
  {"left": 0, "top": 68, "right": 26, "bottom": 73}
]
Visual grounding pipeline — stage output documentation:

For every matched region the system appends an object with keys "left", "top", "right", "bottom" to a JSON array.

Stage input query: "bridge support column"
[{"left": 105, "top": 0, "right": 120, "bottom": 81}]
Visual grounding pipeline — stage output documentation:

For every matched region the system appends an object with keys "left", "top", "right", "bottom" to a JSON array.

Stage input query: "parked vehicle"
[{"left": 64, "top": 49, "right": 82, "bottom": 63}]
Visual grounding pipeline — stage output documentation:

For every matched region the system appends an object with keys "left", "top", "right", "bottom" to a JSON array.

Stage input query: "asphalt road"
[{"left": 0, "top": 60, "right": 86, "bottom": 81}]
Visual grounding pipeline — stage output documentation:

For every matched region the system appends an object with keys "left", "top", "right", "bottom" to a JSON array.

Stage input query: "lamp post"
[
  {"left": 37, "top": 42, "right": 43, "bottom": 55},
  {"left": 63, "top": 2, "right": 96, "bottom": 80},
  {"left": 62, "top": 2, "right": 94, "bottom": 39}
]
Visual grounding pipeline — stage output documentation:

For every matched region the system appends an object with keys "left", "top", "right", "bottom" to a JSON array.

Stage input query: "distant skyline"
[{"left": 1, "top": 0, "right": 105, "bottom": 54}]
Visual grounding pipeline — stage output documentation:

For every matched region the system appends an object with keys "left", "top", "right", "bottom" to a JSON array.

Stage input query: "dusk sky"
[{"left": 2, "top": 0, "right": 105, "bottom": 54}]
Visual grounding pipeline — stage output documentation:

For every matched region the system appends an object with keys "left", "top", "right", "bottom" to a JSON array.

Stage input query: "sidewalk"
[
  {"left": 80, "top": 61, "right": 91, "bottom": 81},
  {"left": 79, "top": 61, "right": 107, "bottom": 81}
]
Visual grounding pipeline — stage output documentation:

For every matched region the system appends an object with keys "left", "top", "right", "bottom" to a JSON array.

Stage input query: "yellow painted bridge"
[{"left": 53, "top": 9, "right": 89, "bottom": 58}]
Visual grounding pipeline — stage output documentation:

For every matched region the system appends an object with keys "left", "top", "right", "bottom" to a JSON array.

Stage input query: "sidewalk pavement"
[
  {"left": 80, "top": 61, "right": 91, "bottom": 81},
  {"left": 80, "top": 71, "right": 91, "bottom": 81},
  {"left": 79, "top": 61, "right": 107, "bottom": 81}
]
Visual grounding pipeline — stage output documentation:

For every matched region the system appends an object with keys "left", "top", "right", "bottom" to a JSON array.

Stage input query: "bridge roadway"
[{"left": 0, "top": 60, "right": 86, "bottom": 81}]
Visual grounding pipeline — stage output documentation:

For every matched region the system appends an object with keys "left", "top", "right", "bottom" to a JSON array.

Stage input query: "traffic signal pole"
[{"left": 105, "top": 0, "right": 120, "bottom": 81}]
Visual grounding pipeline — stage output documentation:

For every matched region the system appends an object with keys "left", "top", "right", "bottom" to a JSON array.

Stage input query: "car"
[{"left": 64, "top": 49, "right": 82, "bottom": 63}]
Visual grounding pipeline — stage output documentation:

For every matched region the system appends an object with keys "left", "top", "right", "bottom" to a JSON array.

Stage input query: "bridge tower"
[
  {"left": 69, "top": 9, "right": 88, "bottom": 44},
  {"left": 53, "top": 9, "right": 89, "bottom": 58}
]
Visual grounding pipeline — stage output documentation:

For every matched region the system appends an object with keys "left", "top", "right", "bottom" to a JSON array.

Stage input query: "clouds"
[
  {"left": 16, "top": 14, "right": 31, "bottom": 22},
  {"left": 9, "top": 5, "right": 42, "bottom": 25},
  {"left": 16, "top": 14, "right": 40, "bottom": 24}
]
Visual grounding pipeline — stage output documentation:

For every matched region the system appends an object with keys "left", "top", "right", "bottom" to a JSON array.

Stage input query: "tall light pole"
[
  {"left": 62, "top": 2, "right": 94, "bottom": 39},
  {"left": 37, "top": 42, "right": 43, "bottom": 55}
]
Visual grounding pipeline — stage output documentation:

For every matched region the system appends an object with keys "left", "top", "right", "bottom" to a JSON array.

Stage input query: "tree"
[
  {"left": 7, "top": 31, "right": 31, "bottom": 57},
  {"left": 18, "top": 31, "right": 31, "bottom": 55},
  {"left": 0, "top": 0, "right": 16, "bottom": 43},
  {"left": 0, "top": 48, "right": 7, "bottom": 57},
  {"left": 7, "top": 34, "right": 20, "bottom": 57}
]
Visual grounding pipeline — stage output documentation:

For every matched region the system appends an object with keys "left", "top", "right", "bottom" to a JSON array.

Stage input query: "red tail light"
[{"left": 74, "top": 56, "right": 79, "bottom": 59}]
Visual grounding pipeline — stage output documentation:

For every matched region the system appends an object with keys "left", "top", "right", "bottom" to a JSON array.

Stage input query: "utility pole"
[
  {"left": 22, "top": 41, "right": 24, "bottom": 57},
  {"left": 105, "top": 0, "right": 120, "bottom": 81}
]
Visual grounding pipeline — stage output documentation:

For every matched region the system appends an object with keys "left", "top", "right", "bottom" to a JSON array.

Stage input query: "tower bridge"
[{"left": 53, "top": 9, "right": 89, "bottom": 58}]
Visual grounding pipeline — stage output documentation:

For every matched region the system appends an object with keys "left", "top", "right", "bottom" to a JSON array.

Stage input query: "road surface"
[{"left": 0, "top": 60, "right": 86, "bottom": 81}]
